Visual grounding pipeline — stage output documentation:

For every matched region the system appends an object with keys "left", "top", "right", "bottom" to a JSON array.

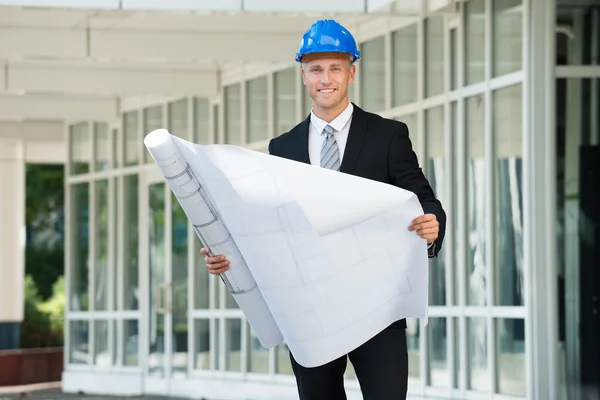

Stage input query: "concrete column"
[{"left": 0, "top": 139, "right": 25, "bottom": 329}]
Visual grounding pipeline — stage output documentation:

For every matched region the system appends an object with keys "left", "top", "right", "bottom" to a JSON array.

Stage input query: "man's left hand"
[{"left": 409, "top": 213, "right": 439, "bottom": 244}]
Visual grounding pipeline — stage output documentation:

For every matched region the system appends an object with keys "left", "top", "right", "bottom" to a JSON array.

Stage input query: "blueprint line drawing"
[{"left": 144, "top": 129, "right": 429, "bottom": 368}]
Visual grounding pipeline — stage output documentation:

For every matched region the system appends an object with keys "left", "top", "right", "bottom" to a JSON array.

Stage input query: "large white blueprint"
[{"left": 144, "top": 129, "right": 429, "bottom": 368}]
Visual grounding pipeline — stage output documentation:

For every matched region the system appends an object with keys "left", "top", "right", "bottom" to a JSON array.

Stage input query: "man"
[{"left": 202, "top": 19, "right": 446, "bottom": 400}]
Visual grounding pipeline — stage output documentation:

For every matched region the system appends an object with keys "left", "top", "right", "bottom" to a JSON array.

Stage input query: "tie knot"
[{"left": 322, "top": 124, "right": 334, "bottom": 137}]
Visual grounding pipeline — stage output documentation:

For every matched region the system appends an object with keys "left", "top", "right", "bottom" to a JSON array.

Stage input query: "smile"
[{"left": 318, "top": 88, "right": 336, "bottom": 93}]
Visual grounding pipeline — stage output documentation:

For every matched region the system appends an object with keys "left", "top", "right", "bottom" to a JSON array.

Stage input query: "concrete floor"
[{"left": 0, "top": 388, "right": 186, "bottom": 400}]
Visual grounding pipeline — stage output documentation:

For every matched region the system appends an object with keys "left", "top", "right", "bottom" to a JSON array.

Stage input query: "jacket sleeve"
[{"left": 388, "top": 122, "right": 446, "bottom": 257}]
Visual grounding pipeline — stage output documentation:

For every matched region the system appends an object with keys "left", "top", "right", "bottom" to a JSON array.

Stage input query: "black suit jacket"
[{"left": 267, "top": 104, "right": 447, "bottom": 328}]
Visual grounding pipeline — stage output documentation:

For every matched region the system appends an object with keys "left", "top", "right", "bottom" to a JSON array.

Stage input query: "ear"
[{"left": 348, "top": 64, "right": 356, "bottom": 84}]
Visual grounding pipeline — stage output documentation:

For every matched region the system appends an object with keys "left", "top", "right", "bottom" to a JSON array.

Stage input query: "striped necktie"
[{"left": 320, "top": 124, "right": 340, "bottom": 171}]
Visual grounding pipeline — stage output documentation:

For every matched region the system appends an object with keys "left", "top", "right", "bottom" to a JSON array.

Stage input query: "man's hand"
[
  {"left": 200, "top": 247, "right": 229, "bottom": 275},
  {"left": 408, "top": 213, "right": 439, "bottom": 244}
]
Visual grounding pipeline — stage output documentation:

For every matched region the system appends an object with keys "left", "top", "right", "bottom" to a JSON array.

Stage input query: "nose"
[{"left": 320, "top": 70, "right": 332, "bottom": 84}]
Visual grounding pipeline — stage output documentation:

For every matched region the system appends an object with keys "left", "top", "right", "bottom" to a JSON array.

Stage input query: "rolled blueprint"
[
  {"left": 144, "top": 129, "right": 283, "bottom": 348},
  {"left": 144, "top": 129, "right": 429, "bottom": 368}
]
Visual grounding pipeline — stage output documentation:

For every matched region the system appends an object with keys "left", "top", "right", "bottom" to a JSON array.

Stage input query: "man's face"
[{"left": 301, "top": 52, "right": 356, "bottom": 111}]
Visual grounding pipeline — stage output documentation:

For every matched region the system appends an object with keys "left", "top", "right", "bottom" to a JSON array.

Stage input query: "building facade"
[{"left": 0, "top": 0, "right": 597, "bottom": 399}]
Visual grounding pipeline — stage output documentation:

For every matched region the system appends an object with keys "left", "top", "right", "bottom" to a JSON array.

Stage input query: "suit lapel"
[
  {"left": 290, "top": 115, "right": 311, "bottom": 164},
  {"left": 340, "top": 103, "right": 368, "bottom": 174}
]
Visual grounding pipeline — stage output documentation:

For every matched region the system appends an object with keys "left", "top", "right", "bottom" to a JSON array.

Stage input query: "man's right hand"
[{"left": 200, "top": 247, "right": 229, "bottom": 275}]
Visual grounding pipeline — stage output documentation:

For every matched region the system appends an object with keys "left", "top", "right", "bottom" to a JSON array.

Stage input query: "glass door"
[{"left": 141, "top": 168, "right": 190, "bottom": 395}]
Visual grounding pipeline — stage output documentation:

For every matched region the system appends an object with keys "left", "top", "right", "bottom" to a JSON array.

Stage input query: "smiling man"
[{"left": 202, "top": 19, "right": 446, "bottom": 400}]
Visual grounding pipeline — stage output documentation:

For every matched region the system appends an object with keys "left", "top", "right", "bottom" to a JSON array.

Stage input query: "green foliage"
[
  {"left": 20, "top": 275, "right": 64, "bottom": 348},
  {"left": 25, "top": 242, "right": 64, "bottom": 300},
  {"left": 25, "top": 164, "right": 64, "bottom": 236}
]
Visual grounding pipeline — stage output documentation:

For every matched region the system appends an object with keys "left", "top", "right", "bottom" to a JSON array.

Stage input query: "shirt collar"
[{"left": 310, "top": 102, "right": 354, "bottom": 134}]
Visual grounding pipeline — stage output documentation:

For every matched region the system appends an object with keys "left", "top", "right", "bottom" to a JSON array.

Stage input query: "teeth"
[{"left": 319, "top": 89, "right": 334, "bottom": 93}]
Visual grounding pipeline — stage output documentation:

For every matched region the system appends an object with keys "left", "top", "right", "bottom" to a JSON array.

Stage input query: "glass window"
[
  {"left": 143, "top": 105, "right": 163, "bottom": 163},
  {"left": 247, "top": 76, "right": 269, "bottom": 143},
  {"left": 194, "top": 236, "right": 210, "bottom": 310},
  {"left": 224, "top": 84, "right": 241, "bottom": 145},
  {"left": 169, "top": 98, "right": 189, "bottom": 139},
  {"left": 466, "top": 95, "right": 487, "bottom": 306},
  {"left": 94, "top": 122, "right": 109, "bottom": 172},
  {"left": 123, "top": 319, "right": 139, "bottom": 366},
  {"left": 248, "top": 324, "right": 269, "bottom": 373},
  {"left": 496, "top": 318, "right": 526, "bottom": 396},
  {"left": 493, "top": 0, "right": 522, "bottom": 76},
  {"left": 450, "top": 28, "right": 459, "bottom": 90},
  {"left": 70, "top": 122, "right": 90, "bottom": 175},
  {"left": 360, "top": 36, "right": 386, "bottom": 112},
  {"left": 195, "top": 319, "right": 211, "bottom": 370},
  {"left": 194, "top": 98, "right": 210, "bottom": 144},
  {"left": 69, "top": 321, "right": 89, "bottom": 364},
  {"left": 274, "top": 68, "right": 297, "bottom": 135},
  {"left": 407, "top": 317, "right": 420, "bottom": 380},
  {"left": 494, "top": 84, "right": 523, "bottom": 306},
  {"left": 275, "top": 342, "right": 293, "bottom": 374},
  {"left": 392, "top": 24, "right": 418, "bottom": 107},
  {"left": 226, "top": 318, "right": 242, "bottom": 371},
  {"left": 468, "top": 317, "right": 489, "bottom": 391},
  {"left": 148, "top": 182, "right": 165, "bottom": 376},
  {"left": 428, "top": 317, "right": 449, "bottom": 387},
  {"left": 70, "top": 182, "right": 89, "bottom": 311},
  {"left": 123, "top": 174, "right": 139, "bottom": 310},
  {"left": 94, "top": 320, "right": 109, "bottom": 367},
  {"left": 426, "top": 106, "right": 446, "bottom": 306},
  {"left": 94, "top": 180, "right": 109, "bottom": 311},
  {"left": 123, "top": 111, "right": 139, "bottom": 166},
  {"left": 172, "top": 193, "right": 188, "bottom": 378},
  {"left": 466, "top": 0, "right": 486, "bottom": 85},
  {"left": 425, "top": 16, "right": 445, "bottom": 97}
]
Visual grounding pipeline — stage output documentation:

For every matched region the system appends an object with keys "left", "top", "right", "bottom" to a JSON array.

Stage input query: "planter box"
[{"left": 0, "top": 347, "right": 63, "bottom": 386}]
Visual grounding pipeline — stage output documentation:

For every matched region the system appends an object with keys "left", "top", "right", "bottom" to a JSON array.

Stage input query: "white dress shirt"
[{"left": 308, "top": 102, "right": 354, "bottom": 166}]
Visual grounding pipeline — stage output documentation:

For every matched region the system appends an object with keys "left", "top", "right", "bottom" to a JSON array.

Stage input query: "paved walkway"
[{"left": 0, "top": 383, "right": 184, "bottom": 400}]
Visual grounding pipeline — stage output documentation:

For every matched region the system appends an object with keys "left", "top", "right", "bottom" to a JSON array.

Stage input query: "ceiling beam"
[
  {"left": 3, "top": 59, "right": 219, "bottom": 97},
  {"left": 0, "top": 25, "right": 301, "bottom": 63},
  {"left": 0, "top": 93, "right": 118, "bottom": 121},
  {"left": 0, "top": 120, "right": 65, "bottom": 163}
]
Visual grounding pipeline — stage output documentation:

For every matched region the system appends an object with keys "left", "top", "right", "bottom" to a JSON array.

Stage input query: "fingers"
[
  {"left": 408, "top": 214, "right": 439, "bottom": 243},
  {"left": 410, "top": 213, "right": 436, "bottom": 226},
  {"left": 200, "top": 247, "right": 229, "bottom": 275}
]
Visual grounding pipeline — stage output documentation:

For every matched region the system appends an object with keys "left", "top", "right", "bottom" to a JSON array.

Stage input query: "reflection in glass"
[
  {"left": 493, "top": 0, "right": 522, "bottom": 76},
  {"left": 224, "top": 84, "right": 241, "bottom": 145},
  {"left": 361, "top": 36, "right": 385, "bottom": 112},
  {"left": 148, "top": 182, "right": 165, "bottom": 376},
  {"left": 69, "top": 321, "right": 89, "bottom": 365},
  {"left": 493, "top": 85, "right": 523, "bottom": 306},
  {"left": 425, "top": 16, "right": 444, "bottom": 97},
  {"left": 275, "top": 342, "right": 293, "bottom": 375},
  {"left": 247, "top": 76, "right": 269, "bottom": 143},
  {"left": 496, "top": 318, "right": 526, "bottom": 396},
  {"left": 195, "top": 319, "right": 211, "bottom": 370},
  {"left": 195, "top": 98, "right": 210, "bottom": 144},
  {"left": 392, "top": 23, "right": 418, "bottom": 107},
  {"left": 95, "top": 180, "right": 109, "bottom": 311},
  {"left": 143, "top": 105, "right": 163, "bottom": 163},
  {"left": 172, "top": 193, "right": 188, "bottom": 378},
  {"left": 466, "top": 95, "right": 487, "bottom": 306},
  {"left": 70, "top": 183, "right": 89, "bottom": 311},
  {"left": 94, "top": 320, "right": 110, "bottom": 367},
  {"left": 169, "top": 99, "right": 188, "bottom": 138},
  {"left": 274, "top": 68, "right": 297, "bottom": 134},
  {"left": 426, "top": 107, "right": 446, "bottom": 306},
  {"left": 468, "top": 317, "right": 488, "bottom": 391},
  {"left": 248, "top": 324, "right": 269, "bottom": 373},
  {"left": 123, "top": 111, "right": 139, "bottom": 166},
  {"left": 428, "top": 317, "right": 449, "bottom": 387},
  {"left": 450, "top": 28, "right": 458, "bottom": 90},
  {"left": 94, "top": 122, "right": 109, "bottom": 171},
  {"left": 124, "top": 319, "right": 139, "bottom": 366},
  {"left": 70, "top": 122, "right": 90, "bottom": 175},
  {"left": 407, "top": 317, "right": 420, "bottom": 380},
  {"left": 226, "top": 319, "right": 242, "bottom": 371},
  {"left": 466, "top": 0, "right": 485, "bottom": 85},
  {"left": 123, "top": 175, "right": 139, "bottom": 310}
]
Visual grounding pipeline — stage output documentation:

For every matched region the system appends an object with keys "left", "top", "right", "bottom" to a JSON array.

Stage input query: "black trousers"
[{"left": 290, "top": 324, "right": 408, "bottom": 400}]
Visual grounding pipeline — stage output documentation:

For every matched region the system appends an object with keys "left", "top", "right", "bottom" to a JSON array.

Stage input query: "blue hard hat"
[{"left": 295, "top": 19, "right": 361, "bottom": 63}]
